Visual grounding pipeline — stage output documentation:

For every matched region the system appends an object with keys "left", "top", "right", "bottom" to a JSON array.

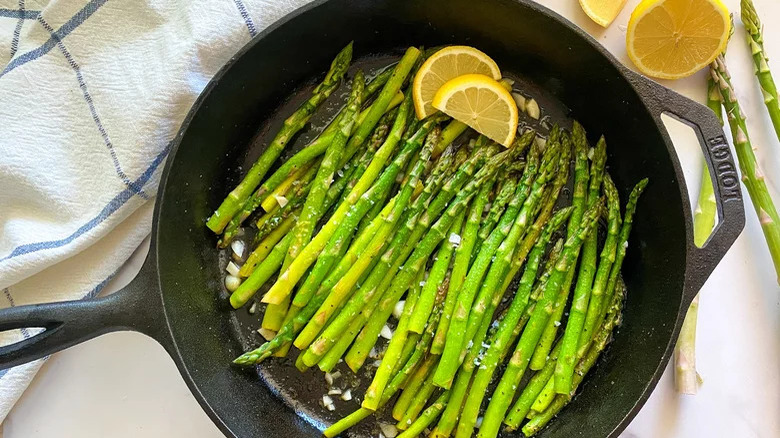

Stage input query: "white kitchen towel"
[{"left": 0, "top": 0, "right": 310, "bottom": 422}]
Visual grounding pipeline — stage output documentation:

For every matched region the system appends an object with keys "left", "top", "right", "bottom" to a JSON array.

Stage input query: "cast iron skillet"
[{"left": 0, "top": 0, "right": 745, "bottom": 436}]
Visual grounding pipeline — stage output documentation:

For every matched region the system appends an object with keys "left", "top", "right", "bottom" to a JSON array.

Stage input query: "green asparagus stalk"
[
  {"left": 455, "top": 208, "right": 572, "bottom": 436},
  {"left": 232, "top": 201, "right": 395, "bottom": 364},
  {"left": 580, "top": 178, "right": 648, "bottom": 359},
  {"left": 228, "top": 233, "right": 293, "bottom": 309},
  {"left": 554, "top": 174, "right": 619, "bottom": 392},
  {"left": 434, "top": 134, "right": 556, "bottom": 389},
  {"left": 674, "top": 76, "right": 721, "bottom": 394},
  {"left": 518, "top": 284, "right": 624, "bottom": 436},
  {"left": 434, "top": 120, "right": 469, "bottom": 156},
  {"left": 258, "top": 55, "right": 421, "bottom": 305},
  {"left": 741, "top": 0, "right": 780, "bottom": 140},
  {"left": 711, "top": 55, "right": 780, "bottom": 282},
  {"left": 364, "top": 189, "right": 458, "bottom": 408},
  {"left": 343, "top": 47, "right": 421, "bottom": 163},
  {"left": 397, "top": 371, "right": 440, "bottom": 428},
  {"left": 505, "top": 343, "right": 562, "bottom": 426},
  {"left": 206, "top": 43, "right": 352, "bottom": 233},
  {"left": 394, "top": 355, "right": 438, "bottom": 418},
  {"left": 397, "top": 391, "right": 450, "bottom": 438},
  {"left": 478, "top": 200, "right": 603, "bottom": 438},
  {"left": 408, "top": 212, "right": 463, "bottom": 333},
  {"left": 332, "top": 145, "right": 500, "bottom": 370},
  {"left": 282, "top": 72, "right": 365, "bottom": 270},
  {"left": 293, "top": 122, "right": 444, "bottom": 353},
  {"left": 260, "top": 93, "right": 416, "bottom": 305},
  {"left": 336, "top": 110, "right": 395, "bottom": 206},
  {"left": 347, "top": 147, "right": 514, "bottom": 373},
  {"left": 302, "top": 144, "right": 465, "bottom": 369},
  {"left": 240, "top": 213, "right": 296, "bottom": 278},
  {"left": 477, "top": 173, "right": 520, "bottom": 245},
  {"left": 322, "top": 305, "right": 447, "bottom": 438},
  {"left": 431, "top": 176, "right": 498, "bottom": 354},
  {"left": 526, "top": 134, "right": 574, "bottom": 371}
]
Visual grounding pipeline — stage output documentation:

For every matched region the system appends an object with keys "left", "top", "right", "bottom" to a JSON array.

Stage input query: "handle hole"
[
  {"left": 0, "top": 327, "right": 46, "bottom": 347},
  {"left": 661, "top": 114, "right": 720, "bottom": 247}
]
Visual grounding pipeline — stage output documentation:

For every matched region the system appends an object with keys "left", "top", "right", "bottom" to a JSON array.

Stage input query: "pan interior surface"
[{"left": 153, "top": 0, "right": 687, "bottom": 437}]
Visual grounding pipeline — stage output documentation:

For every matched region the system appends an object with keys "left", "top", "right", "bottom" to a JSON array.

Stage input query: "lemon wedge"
[
  {"left": 580, "top": 0, "right": 629, "bottom": 27},
  {"left": 413, "top": 46, "right": 501, "bottom": 119},
  {"left": 432, "top": 74, "right": 518, "bottom": 147},
  {"left": 626, "top": 0, "right": 730, "bottom": 79}
]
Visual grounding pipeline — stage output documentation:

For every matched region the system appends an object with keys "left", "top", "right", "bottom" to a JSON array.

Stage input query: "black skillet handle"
[
  {"left": 0, "top": 258, "right": 171, "bottom": 370},
  {"left": 627, "top": 72, "right": 746, "bottom": 305}
]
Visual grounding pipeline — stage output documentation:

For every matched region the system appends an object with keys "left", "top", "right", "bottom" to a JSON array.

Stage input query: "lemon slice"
[
  {"left": 580, "top": 0, "right": 629, "bottom": 27},
  {"left": 413, "top": 46, "right": 501, "bottom": 119},
  {"left": 432, "top": 74, "right": 518, "bottom": 147},
  {"left": 626, "top": 0, "right": 730, "bottom": 80}
]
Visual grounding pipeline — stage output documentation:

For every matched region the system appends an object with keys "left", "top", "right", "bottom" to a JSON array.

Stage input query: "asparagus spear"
[
  {"left": 206, "top": 43, "right": 352, "bottom": 233},
  {"left": 394, "top": 355, "right": 438, "bottom": 417},
  {"left": 434, "top": 120, "right": 469, "bottom": 156},
  {"left": 582, "top": 178, "right": 648, "bottom": 358},
  {"left": 674, "top": 76, "right": 721, "bottom": 394},
  {"left": 526, "top": 133, "right": 574, "bottom": 371},
  {"left": 232, "top": 202, "right": 396, "bottom": 364},
  {"left": 229, "top": 233, "right": 293, "bottom": 309},
  {"left": 408, "top": 211, "right": 463, "bottom": 333},
  {"left": 300, "top": 144, "right": 465, "bottom": 369},
  {"left": 283, "top": 72, "right": 365, "bottom": 269},
  {"left": 741, "top": 0, "right": 780, "bottom": 140},
  {"left": 238, "top": 212, "right": 296, "bottom": 279},
  {"left": 342, "top": 47, "right": 422, "bottom": 163},
  {"left": 455, "top": 207, "right": 572, "bottom": 436},
  {"left": 292, "top": 121, "right": 445, "bottom": 353},
  {"left": 346, "top": 147, "right": 516, "bottom": 374},
  {"left": 518, "top": 283, "right": 624, "bottom": 436},
  {"left": 554, "top": 174, "right": 620, "bottom": 392},
  {"left": 397, "top": 391, "right": 450, "bottom": 438},
  {"left": 397, "top": 371, "right": 440, "bottom": 428},
  {"left": 323, "top": 313, "right": 440, "bottom": 438},
  {"left": 260, "top": 93, "right": 417, "bottom": 305},
  {"left": 434, "top": 133, "right": 556, "bottom": 389},
  {"left": 478, "top": 200, "right": 603, "bottom": 438},
  {"left": 711, "top": 55, "right": 780, "bottom": 280},
  {"left": 431, "top": 176, "right": 499, "bottom": 354}
]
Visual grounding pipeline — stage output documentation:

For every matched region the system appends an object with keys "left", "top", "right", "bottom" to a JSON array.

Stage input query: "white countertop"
[{"left": 3, "top": 0, "right": 779, "bottom": 436}]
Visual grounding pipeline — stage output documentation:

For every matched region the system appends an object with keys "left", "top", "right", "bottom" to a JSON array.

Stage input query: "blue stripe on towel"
[
  {"left": 232, "top": 0, "right": 257, "bottom": 37},
  {"left": 9, "top": 1, "right": 32, "bottom": 59},
  {"left": 37, "top": 16, "right": 150, "bottom": 199},
  {"left": 0, "top": 142, "right": 171, "bottom": 263},
  {"left": 0, "top": 0, "right": 108, "bottom": 78},
  {"left": 0, "top": 8, "right": 38, "bottom": 19}
]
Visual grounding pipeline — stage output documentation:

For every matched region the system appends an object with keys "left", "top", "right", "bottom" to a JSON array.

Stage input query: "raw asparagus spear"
[
  {"left": 206, "top": 43, "right": 352, "bottom": 233},
  {"left": 674, "top": 75, "right": 721, "bottom": 394},
  {"left": 711, "top": 55, "right": 780, "bottom": 281},
  {"left": 741, "top": 0, "right": 780, "bottom": 140}
]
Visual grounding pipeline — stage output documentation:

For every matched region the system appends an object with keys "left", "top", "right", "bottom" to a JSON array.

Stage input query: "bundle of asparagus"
[{"left": 207, "top": 44, "right": 648, "bottom": 437}]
